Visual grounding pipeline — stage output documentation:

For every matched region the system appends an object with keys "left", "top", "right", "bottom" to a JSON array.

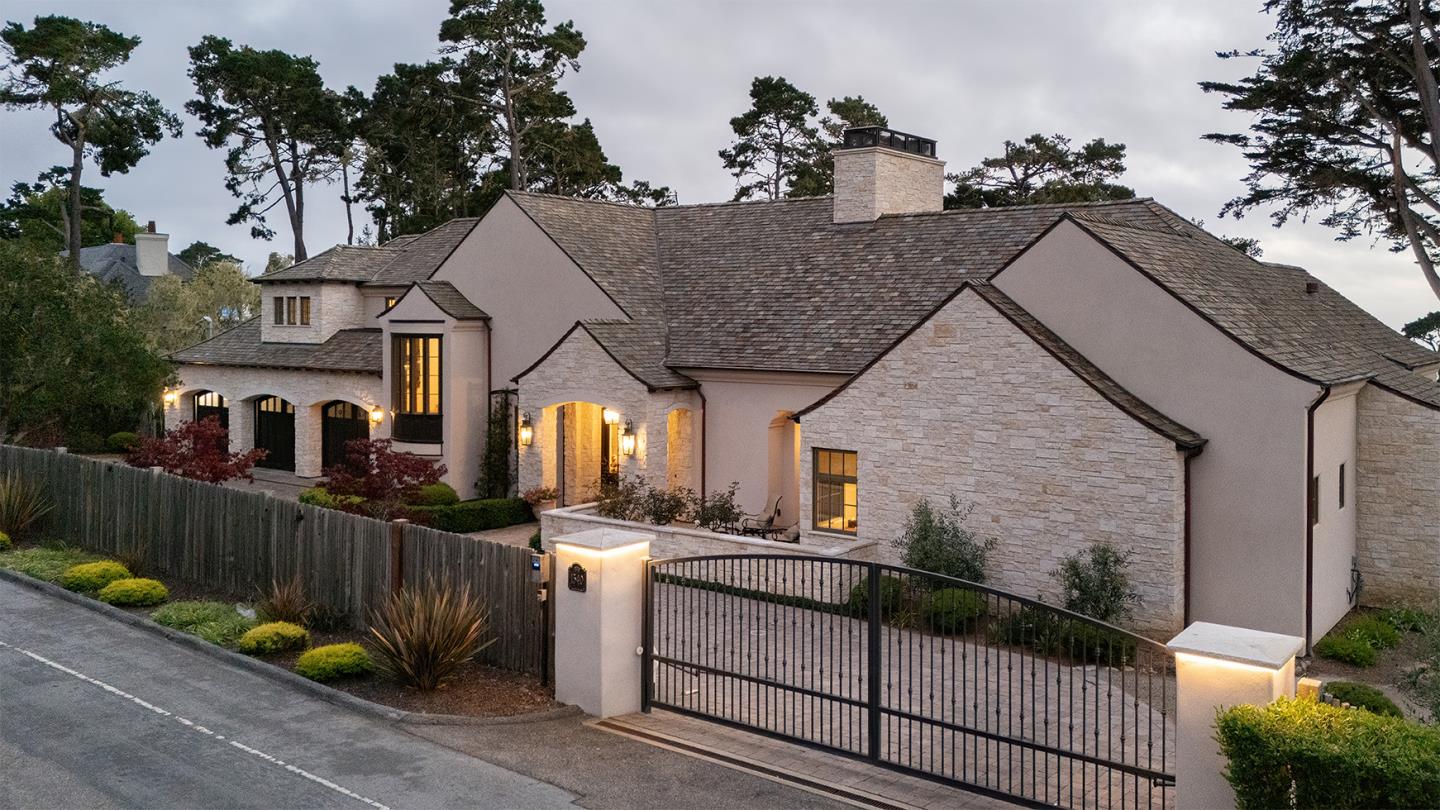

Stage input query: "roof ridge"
[
  {"left": 885, "top": 197, "right": 1160, "bottom": 220},
  {"left": 506, "top": 189, "right": 659, "bottom": 213}
]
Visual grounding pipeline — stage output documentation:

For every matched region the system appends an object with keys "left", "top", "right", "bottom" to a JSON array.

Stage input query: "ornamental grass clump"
[
  {"left": 152, "top": 600, "right": 257, "bottom": 647},
  {"left": 60, "top": 560, "right": 131, "bottom": 593},
  {"left": 0, "top": 545, "right": 103, "bottom": 582},
  {"left": 0, "top": 473, "right": 53, "bottom": 539},
  {"left": 237, "top": 621, "right": 309, "bottom": 655},
  {"left": 256, "top": 574, "right": 313, "bottom": 626},
  {"left": 97, "top": 577, "right": 168, "bottom": 607},
  {"left": 368, "top": 578, "right": 493, "bottom": 691},
  {"left": 295, "top": 643, "right": 373, "bottom": 682}
]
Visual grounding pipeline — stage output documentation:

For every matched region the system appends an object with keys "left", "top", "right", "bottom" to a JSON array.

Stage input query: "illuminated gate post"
[{"left": 552, "top": 527, "right": 652, "bottom": 718}]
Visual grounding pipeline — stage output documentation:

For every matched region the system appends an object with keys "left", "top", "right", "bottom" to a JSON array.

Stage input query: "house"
[
  {"left": 168, "top": 125, "right": 1440, "bottom": 643},
  {"left": 65, "top": 221, "right": 194, "bottom": 301}
]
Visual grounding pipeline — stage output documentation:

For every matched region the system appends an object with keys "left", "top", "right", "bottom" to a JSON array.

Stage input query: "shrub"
[
  {"left": 0, "top": 531, "right": 9, "bottom": 552},
  {"left": 1382, "top": 606, "right": 1437, "bottom": 634},
  {"left": 126, "top": 416, "right": 266, "bottom": 483},
  {"left": 0, "top": 473, "right": 54, "bottom": 538},
  {"left": 60, "top": 560, "right": 132, "bottom": 592},
  {"left": 892, "top": 496, "right": 996, "bottom": 584},
  {"left": 690, "top": 482, "right": 744, "bottom": 532},
  {"left": 105, "top": 431, "right": 139, "bottom": 452},
  {"left": 642, "top": 486, "right": 692, "bottom": 526},
  {"left": 989, "top": 606, "right": 1137, "bottom": 666},
  {"left": 237, "top": 621, "right": 310, "bottom": 655},
  {"left": 153, "top": 600, "right": 257, "bottom": 647},
  {"left": 256, "top": 574, "right": 313, "bottom": 625},
  {"left": 298, "top": 487, "right": 364, "bottom": 509},
  {"left": 924, "top": 588, "right": 987, "bottom": 633},
  {"left": 477, "top": 394, "right": 515, "bottom": 498},
  {"left": 848, "top": 575, "right": 907, "bottom": 619},
  {"left": 296, "top": 643, "right": 373, "bottom": 682},
  {"left": 594, "top": 475, "right": 646, "bottom": 521},
  {"left": 409, "top": 498, "right": 532, "bottom": 533},
  {"left": 1216, "top": 697, "right": 1440, "bottom": 809},
  {"left": 1052, "top": 543, "right": 1139, "bottom": 624},
  {"left": 1324, "top": 681, "right": 1403, "bottom": 718},
  {"left": 98, "top": 577, "right": 168, "bottom": 607},
  {"left": 112, "top": 541, "right": 152, "bottom": 577},
  {"left": 411, "top": 482, "right": 459, "bottom": 506},
  {"left": 1344, "top": 614, "right": 1401, "bottom": 650},
  {"left": 1315, "top": 633, "right": 1378, "bottom": 667},
  {"left": 521, "top": 486, "right": 558, "bottom": 508},
  {"left": 0, "top": 545, "right": 103, "bottom": 581},
  {"left": 321, "top": 438, "right": 447, "bottom": 520},
  {"left": 528, "top": 530, "right": 542, "bottom": 552},
  {"left": 368, "top": 578, "right": 493, "bottom": 691}
]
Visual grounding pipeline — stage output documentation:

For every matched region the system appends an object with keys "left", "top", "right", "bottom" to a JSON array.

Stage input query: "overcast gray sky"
[{"left": 2, "top": 0, "right": 1432, "bottom": 329}]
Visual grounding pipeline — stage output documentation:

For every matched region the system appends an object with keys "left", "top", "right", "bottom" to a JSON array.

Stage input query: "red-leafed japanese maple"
[
  {"left": 126, "top": 417, "right": 266, "bottom": 483},
  {"left": 322, "top": 438, "right": 447, "bottom": 519}
]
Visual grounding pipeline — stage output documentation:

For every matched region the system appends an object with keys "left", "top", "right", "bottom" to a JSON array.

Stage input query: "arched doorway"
[
  {"left": 193, "top": 390, "right": 228, "bottom": 429},
  {"left": 254, "top": 396, "right": 295, "bottom": 471},
  {"left": 321, "top": 401, "right": 369, "bottom": 471},
  {"left": 548, "top": 401, "right": 614, "bottom": 506}
]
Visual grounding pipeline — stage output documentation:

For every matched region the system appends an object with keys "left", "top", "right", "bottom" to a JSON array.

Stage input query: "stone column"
[
  {"left": 552, "top": 528, "right": 651, "bottom": 718},
  {"left": 294, "top": 404, "right": 322, "bottom": 478},
  {"left": 230, "top": 399, "right": 254, "bottom": 455},
  {"left": 1167, "top": 621, "right": 1304, "bottom": 810}
]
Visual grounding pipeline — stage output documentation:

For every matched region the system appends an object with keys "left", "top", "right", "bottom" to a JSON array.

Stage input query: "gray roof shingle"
[
  {"left": 414, "top": 280, "right": 489, "bottom": 320},
  {"left": 256, "top": 245, "right": 401, "bottom": 283},
  {"left": 171, "top": 319, "right": 381, "bottom": 374},
  {"left": 68, "top": 243, "right": 194, "bottom": 301},
  {"left": 255, "top": 219, "right": 480, "bottom": 286}
]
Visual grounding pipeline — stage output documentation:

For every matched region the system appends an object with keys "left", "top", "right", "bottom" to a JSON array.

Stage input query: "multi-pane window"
[
  {"left": 392, "top": 335, "right": 442, "bottom": 442},
  {"left": 273, "top": 296, "right": 284, "bottom": 325},
  {"left": 814, "top": 448, "right": 858, "bottom": 534},
  {"left": 299, "top": 296, "right": 311, "bottom": 325},
  {"left": 285, "top": 296, "right": 297, "bottom": 325},
  {"left": 273, "top": 295, "right": 312, "bottom": 325}
]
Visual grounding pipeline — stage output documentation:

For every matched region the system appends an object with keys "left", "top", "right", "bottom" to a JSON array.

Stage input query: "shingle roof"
[
  {"left": 68, "top": 243, "right": 194, "bottom": 301},
  {"left": 1065, "top": 214, "right": 1440, "bottom": 408},
  {"left": 255, "top": 219, "right": 480, "bottom": 286},
  {"left": 414, "top": 280, "right": 489, "bottom": 320},
  {"left": 366, "top": 218, "right": 480, "bottom": 285},
  {"left": 171, "top": 319, "right": 381, "bottom": 374},
  {"left": 257, "top": 245, "right": 401, "bottom": 283}
]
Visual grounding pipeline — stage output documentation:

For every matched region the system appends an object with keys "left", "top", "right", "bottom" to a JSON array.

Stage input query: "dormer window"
[{"left": 272, "top": 295, "right": 312, "bottom": 326}]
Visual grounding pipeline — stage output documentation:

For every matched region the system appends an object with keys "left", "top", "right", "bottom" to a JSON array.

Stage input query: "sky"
[{"left": 2, "top": 0, "right": 1433, "bottom": 329}]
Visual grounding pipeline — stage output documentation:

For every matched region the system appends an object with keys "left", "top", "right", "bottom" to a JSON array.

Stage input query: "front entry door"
[
  {"left": 321, "top": 401, "right": 369, "bottom": 470},
  {"left": 254, "top": 396, "right": 295, "bottom": 471}
]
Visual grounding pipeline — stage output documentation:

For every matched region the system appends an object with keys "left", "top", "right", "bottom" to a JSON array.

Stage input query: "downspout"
[
  {"left": 696, "top": 386, "right": 707, "bottom": 496},
  {"left": 1304, "top": 386, "right": 1332, "bottom": 654},
  {"left": 1179, "top": 441, "right": 1205, "bottom": 628}
]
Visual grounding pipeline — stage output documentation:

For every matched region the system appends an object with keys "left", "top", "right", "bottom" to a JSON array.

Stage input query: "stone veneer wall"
[
  {"left": 259, "top": 282, "right": 366, "bottom": 344},
  {"left": 1355, "top": 384, "right": 1440, "bottom": 605},
  {"left": 798, "top": 290, "right": 1189, "bottom": 637},
  {"left": 831, "top": 146, "right": 945, "bottom": 223}
]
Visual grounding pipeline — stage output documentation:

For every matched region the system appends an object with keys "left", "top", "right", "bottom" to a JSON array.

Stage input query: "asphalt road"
[{"left": 0, "top": 578, "right": 579, "bottom": 810}]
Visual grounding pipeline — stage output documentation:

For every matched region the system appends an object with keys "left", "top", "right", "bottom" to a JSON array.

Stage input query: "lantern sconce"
[
  {"left": 619, "top": 420, "right": 636, "bottom": 456},
  {"left": 368, "top": 406, "right": 385, "bottom": 424},
  {"left": 162, "top": 389, "right": 178, "bottom": 406},
  {"left": 602, "top": 407, "right": 620, "bottom": 426},
  {"left": 518, "top": 412, "right": 534, "bottom": 447}
]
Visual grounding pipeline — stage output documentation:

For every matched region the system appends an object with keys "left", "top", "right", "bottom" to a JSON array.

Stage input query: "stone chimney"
[
  {"left": 134, "top": 220, "right": 169, "bottom": 277},
  {"left": 832, "top": 126, "right": 945, "bottom": 224}
]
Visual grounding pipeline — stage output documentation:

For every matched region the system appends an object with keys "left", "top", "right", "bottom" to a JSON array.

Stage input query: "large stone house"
[{"left": 169, "top": 126, "right": 1440, "bottom": 643}]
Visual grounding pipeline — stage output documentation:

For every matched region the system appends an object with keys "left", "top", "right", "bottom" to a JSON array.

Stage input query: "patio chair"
[{"left": 739, "top": 496, "right": 784, "bottom": 539}]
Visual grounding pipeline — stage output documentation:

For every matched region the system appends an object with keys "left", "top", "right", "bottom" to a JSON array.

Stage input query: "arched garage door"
[
  {"left": 193, "top": 391, "right": 228, "bottom": 429},
  {"left": 322, "top": 401, "right": 369, "bottom": 471},
  {"left": 254, "top": 396, "right": 295, "bottom": 471}
]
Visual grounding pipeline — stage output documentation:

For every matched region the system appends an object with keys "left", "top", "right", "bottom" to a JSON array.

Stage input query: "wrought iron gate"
[{"left": 642, "top": 555, "right": 1175, "bottom": 809}]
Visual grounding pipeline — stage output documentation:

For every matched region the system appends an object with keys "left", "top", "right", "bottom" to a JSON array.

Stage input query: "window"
[
  {"left": 299, "top": 296, "right": 311, "bottom": 325},
  {"left": 384, "top": 296, "right": 398, "bottom": 310},
  {"left": 1338, "top": 463, "right": 1346, "bottom": 509},
  {"left": 285, "top": 296, "right": 297, "bottom": 325},
  {"left": 814, "top": 448, "right": 858, "bottom": 534},
  {"left": 392, "top": 335, "right": 442, "bottom": 442},
  {"left": 273, "top": 297, "right": 284, "bottom": 325},
  {"left": 1309, "top": 475, "right": 1320, "bottom": 527}
]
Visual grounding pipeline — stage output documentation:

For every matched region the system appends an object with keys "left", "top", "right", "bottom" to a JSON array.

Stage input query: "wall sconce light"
[
  {"left": 368, "top": 407, "right": 384, "bottom": 424},
  {"left": 619, "top": 420, "right": 636, "bottom": 456},
  {"left": 162, "top": 389, "right": 178, "bottom": 406},
  {"left": 602, "top": 407, "right": 620, "bottom": 426},
  {"left": 519, "top": 412, "right": 534, "bottom": 447}
]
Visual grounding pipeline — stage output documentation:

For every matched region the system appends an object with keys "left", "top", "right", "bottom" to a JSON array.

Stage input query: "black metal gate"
[
  {"left": 321, "top": 401, "right": 369, "bottom": 470},
  {"left": 254, "top": 396, "right": 295, "bottom": 471},
  {"left": 643, "top": 555, "right": 1175, "bottom": 809}
]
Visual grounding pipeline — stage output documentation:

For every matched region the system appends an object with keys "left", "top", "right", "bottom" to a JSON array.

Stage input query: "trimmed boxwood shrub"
[
  {"left": 0, "top": 530, "right": 10, "bottom": 552},
  {"left": 1216, "top": 696, "right": 1440, "bottom": 809},
  {"left": 409, "top": 498, "right": 532, "bottom": 533},
  {"left": 295, "top": 643, "right": 373, "bottom": 682},
  {"left": 60, "top": 560, "right": 131, "bottom": 592},
  {"left": 989, "top": 606, "right": 1137, "bottom": 666},
  {"left": 1315, "top": 633, "right": 1377, "bottom": 667},
  {"left": 410, "top": 482, "right": 459, "bottom": 507},
  {"left": 1324, "top": 681, "right": 1403, "bottom": 718},
  {"left": 924, "top": 588, "right": 986, "bottom": 633},
  {"left": 105, "top": 431, "right": 139, "bottom": 453},
  {"left": 153, "top": 600, "right": 258, "bottom": 647},
  {"left": 237, "top": 621, "right": 309, "bottom": 655},
  {"left": 98, "top": 577, "right": 168, "bottom": 607},
  {"left": 848, "top": 575, "right": 906, "bottom": 619},
  {"left": 298, "top": 487, "right": 364, "bottom": 509}
]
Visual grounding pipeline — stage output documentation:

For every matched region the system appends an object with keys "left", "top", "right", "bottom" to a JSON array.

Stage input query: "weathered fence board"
[{"left": 0, "top": 446, "right": 544, "bottom": 675}]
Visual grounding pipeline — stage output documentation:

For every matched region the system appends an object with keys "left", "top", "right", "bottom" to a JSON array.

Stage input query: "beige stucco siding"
[
  {"left": 798, "top": 289, "right": 1188, "bottom": 637},
  {"left": 993, "top": 221, "right": 1319, "bottom": 638},
  {"left": 1356, "top": 384, "right": 1440, "bottom": 605},
  {"left": 1311, "top": 384, "right": 1362, "bottom": 638}
]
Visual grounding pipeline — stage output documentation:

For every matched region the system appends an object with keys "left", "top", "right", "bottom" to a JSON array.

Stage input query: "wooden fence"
[{"left": 0, "top": 445, "right": 547, "bottom": 676}]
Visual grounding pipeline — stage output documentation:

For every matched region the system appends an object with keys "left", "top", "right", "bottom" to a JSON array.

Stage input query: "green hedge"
[
  {"left": 409, "top": 498, "right": 532, "bottom": 533},
  {"left": 105, "top": 431, "right": 139, "bottom": 453},
  {"left": 1217, "top": 697, "right": 1440, "bottom": 809},
  {"left": 410, "top": 482, "right": 459, "bottom": 506},
  {"left": 1324, "top": 681, "right": 1402, "bottom": 718}
]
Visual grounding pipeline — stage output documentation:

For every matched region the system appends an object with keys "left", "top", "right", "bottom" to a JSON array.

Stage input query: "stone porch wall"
[{"left": 1355, "top": 384, "right": 1440, "bottom": 606}]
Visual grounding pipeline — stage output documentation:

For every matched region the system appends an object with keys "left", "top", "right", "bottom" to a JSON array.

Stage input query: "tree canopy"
[
  {"left": 0, "top": 15, "right": 180, "bottom": 260},
  {"left": 719, "top": 76, "right": 821, "bottom": 201},
  {"left": 1404, "top": 310, "right": 1440, "bottom": 348},
  {"left": 787, "top": 95, "right": 889, "bottom": 198},
  {"left": 1202, "top": 0, "right": 1440, "bottom": 300},
  {"left": 133, "top": 261, "right": 260, "bottom": 354},
  {"left": 944, "top": 133, "right": 1134, "bottom": 209},
  {"left": 176, "top": 240, "right": 241, "bottom": 270},
  {"left": 0, "top": 167, "right": 140, "bottom": 252}
]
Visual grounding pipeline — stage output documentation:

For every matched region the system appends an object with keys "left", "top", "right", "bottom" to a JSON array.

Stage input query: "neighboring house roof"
[
  {"left": 1060, "top": 213, "right": 1440, "bottom": 409},
  {"left": 66, "top": 242, "right": 194, "bottom": 300},
  {"left": 171, "top": 319, "right": 381, "bottom": 375},
  {"left": 255, "top": 219, "right": 480, "bottom": 286},
  {"left": 412, "top": 280, "right": 489, "bottom": 321}
]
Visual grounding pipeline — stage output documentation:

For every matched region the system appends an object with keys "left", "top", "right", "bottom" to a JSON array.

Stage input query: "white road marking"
[{"left": 0, "top": 639, "right": 391, "bottom": 810}]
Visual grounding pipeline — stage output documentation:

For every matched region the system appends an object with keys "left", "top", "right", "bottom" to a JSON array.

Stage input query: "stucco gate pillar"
[
  {"left": 1166, "top": 621, "right": 1304, "bottom": 810},
  {"left": 552, "top": 528, "right": 651, "bottom": 718}
]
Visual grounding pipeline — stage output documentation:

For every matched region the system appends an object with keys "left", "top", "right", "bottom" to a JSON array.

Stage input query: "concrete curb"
[{"left": 0, "top": 567, "right": 580, "bottom": 728}]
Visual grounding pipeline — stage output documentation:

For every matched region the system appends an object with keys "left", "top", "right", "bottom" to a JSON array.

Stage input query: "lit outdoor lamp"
[
  {"left": 602, "top": 407, "right": 620, "bottom": 426},
  {"left": 368, "top": 406, "right": 384, "bottom": 424},
  {"left": 519, "top": 412, "right": 534, "bottom": 446},
  {"left": 619, "top": 420, "right": 636, "bottom": 456},
  {"left": 162, "top": 389, "right": 178, "bottom": 406}
]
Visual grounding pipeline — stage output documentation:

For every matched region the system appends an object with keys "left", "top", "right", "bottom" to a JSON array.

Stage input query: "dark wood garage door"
[
  {"left": 193, "top": 391, "right": 229, "bottom": 430},
  {"left": 322, "top": 400, "right": 369, "bottom": 471},
  {"left": 254, "top": 396, "right": 295, "bottom": 471}
]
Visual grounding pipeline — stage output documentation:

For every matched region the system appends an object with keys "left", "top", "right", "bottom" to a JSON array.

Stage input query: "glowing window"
[{"left": 814, "top": 448, "right": 858, "bottom": 534}]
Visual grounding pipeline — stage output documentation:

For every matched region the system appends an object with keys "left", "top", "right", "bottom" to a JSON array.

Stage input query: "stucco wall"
[
  {"left": 1311, "top": 385, "right": 1361, "bottom": 638},
  {"left": 259, "top": 282, "right": 366, "bottom": 344},
  {"left": 1356, "top": 384, "right": 1440, "bottom": 605},
  {"left": 798, "top": 289, "right": 1188, "bottom": 636},
  {"left": 993, "top": 221, "right": 1319, "bottom": 638}
]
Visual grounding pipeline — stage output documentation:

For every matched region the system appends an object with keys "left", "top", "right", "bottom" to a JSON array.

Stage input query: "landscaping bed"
[{"left": 1306, "top": 605, "right": 1440, "bottom": 724}]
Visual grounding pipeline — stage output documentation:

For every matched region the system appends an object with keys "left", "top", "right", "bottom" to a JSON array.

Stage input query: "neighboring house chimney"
[
  {"left": 832, "top": 126, "right": 945, "bottom": 224},
  {"left": 134, "top": 221, "right": 170, "bottom": 277}
]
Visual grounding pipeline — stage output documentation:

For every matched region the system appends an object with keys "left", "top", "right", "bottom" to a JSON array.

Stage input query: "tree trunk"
[
  {"left": 341, "top": 158, "right": 354, "bottom": 246},
  {"left": 290, "top": 144, "right": 307, "bottom": 261},
  {"left": 67, "top": 139, "right": 85, "bottom": 261}
]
